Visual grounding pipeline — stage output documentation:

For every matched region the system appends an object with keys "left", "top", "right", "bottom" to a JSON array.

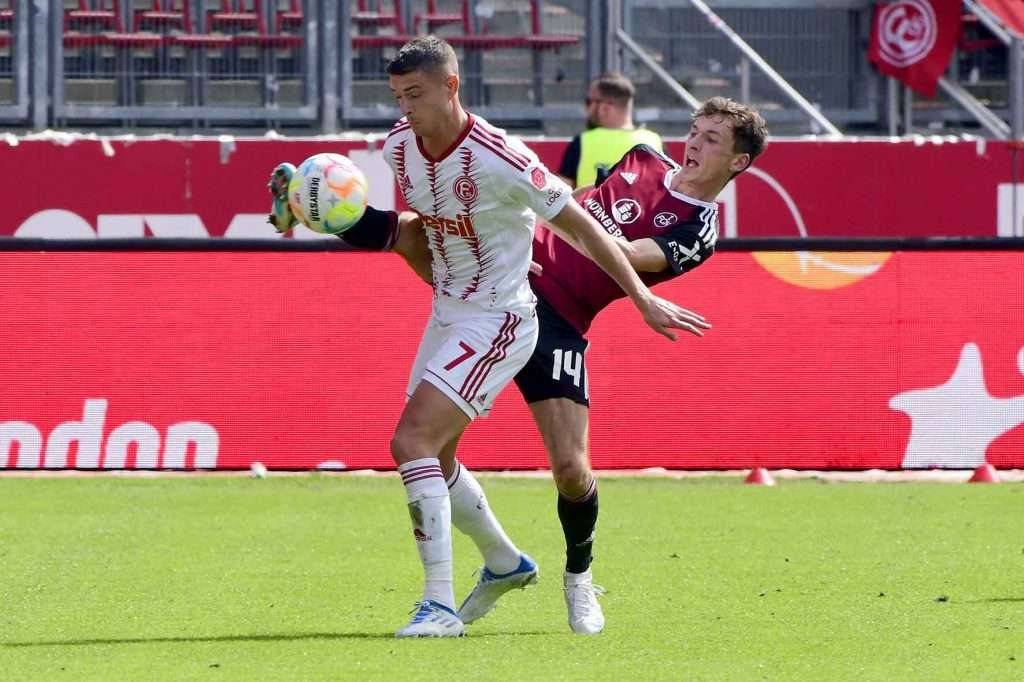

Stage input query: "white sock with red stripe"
[
  {"left": 399, "top": 457, "right": 454, "bottom": 610},
  {"left": 447, "top": 461, "right": 522, "bottom": 574}
]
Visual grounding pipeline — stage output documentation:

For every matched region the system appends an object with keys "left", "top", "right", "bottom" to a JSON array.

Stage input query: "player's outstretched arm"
[{"left": 548, "top": 201, "right": 710, "bottom": 340}]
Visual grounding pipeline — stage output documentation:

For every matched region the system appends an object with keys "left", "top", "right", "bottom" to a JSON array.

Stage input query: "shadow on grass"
[{"left": 2, "top": 630, "right": 557, "bottom": 648}]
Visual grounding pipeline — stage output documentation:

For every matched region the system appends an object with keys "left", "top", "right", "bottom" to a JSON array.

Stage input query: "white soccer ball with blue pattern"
[{"left": 288, "top": 153, "right": 369, "bottom": 234}]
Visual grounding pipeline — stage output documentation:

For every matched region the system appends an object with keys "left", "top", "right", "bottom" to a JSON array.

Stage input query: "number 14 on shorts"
[{"left": 552, "top": 349, "right": 585, "bottom": 388}]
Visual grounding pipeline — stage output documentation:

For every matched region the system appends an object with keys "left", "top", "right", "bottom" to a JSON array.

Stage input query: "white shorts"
[{"left": 406, "top": 304, "right": 539, "bottom": 419}]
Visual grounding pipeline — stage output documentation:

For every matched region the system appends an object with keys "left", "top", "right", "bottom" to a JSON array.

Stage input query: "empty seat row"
[{"left": 350, "top": 0, "right": 578, "bottom": 51}]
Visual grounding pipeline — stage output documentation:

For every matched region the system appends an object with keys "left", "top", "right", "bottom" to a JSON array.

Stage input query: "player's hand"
[
  {"left": 639, "top": 294, "right": 711, "bottom": 341},
  {"left": 529, "top": 261, "right": 543, "bottom": 276},
  {"left": 267, "top": 162, "right": 298, "bottom": 233}
]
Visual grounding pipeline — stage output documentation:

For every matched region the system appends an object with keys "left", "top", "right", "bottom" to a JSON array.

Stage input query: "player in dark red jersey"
[{"left": 501, "top": 97, "right": 768, "bottom": 634}]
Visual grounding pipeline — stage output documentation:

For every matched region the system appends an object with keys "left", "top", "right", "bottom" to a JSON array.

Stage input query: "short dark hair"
[
  {"left": 693, "top": 96, "right": 768, "bottom": 171},
  {"left": 387, "top": 36, "right": 459, "bottom": 78},
  {"left": 593, "top": 73, "right": 635, "bottom": 107}
]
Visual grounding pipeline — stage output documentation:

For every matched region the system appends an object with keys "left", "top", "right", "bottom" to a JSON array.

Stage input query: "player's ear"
[
  {"left": 731, "top": 153, "right": 751, "bottom": 174},
  {"left": 445, "top": 73, "right": 460, "bottom": 99}
]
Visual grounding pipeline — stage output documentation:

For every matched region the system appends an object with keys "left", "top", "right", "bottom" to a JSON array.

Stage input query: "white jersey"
[{"left": 383, "top": 113, "right": 571, "bottom": 315}]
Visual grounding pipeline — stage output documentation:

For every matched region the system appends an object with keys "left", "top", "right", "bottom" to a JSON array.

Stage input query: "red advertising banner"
[
  {"left": 869, "top": 0, "right": 962, "bottom": 97},
  {"left": 1, "top": 250, "right": 1021, "bottom": 471},
  {"left": 4, "top": 135, "right": 1021, "bottom": 241}
]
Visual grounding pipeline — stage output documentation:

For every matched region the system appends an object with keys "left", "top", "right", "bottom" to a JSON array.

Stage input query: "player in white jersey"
[{"left": 268, "top": 36, "right": 707, "bottom": 638}]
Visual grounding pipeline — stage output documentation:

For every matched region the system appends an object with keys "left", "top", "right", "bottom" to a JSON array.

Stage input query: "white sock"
[
  {"left": 399, "top": 458, "right": 454, "bottom": 610},
  {"left": 447, "top": 461, "right": 522, "bottom": 574}
]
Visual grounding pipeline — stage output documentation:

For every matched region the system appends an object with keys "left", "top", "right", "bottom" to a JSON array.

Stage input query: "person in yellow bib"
[{"left": 557, "top": 72, "right": 663, "bottom": 188}]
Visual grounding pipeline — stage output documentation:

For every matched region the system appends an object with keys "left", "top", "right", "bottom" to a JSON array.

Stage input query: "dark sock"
[{"left": 557, "top": 481, "right": 598, "bottom": 574}]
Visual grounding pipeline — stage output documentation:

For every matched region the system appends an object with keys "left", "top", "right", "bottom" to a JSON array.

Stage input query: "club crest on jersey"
[
  {"left": 530, "top": 167, "right": 547, "bottom": 190},
  {"left": 654, "top": 212, "right": 678, "bottom": 229},
  {"left": 399, "top": 173, "right": 413, "bottom": 194},
  {"left": 453, "top": 175, "right": 479, "bottom": 204},
  {"left": 612, "top": 198, "right": 641, "bottom": 225}
]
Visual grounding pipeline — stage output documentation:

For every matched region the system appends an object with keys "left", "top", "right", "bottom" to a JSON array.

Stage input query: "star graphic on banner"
[{"left": 890, "top": 343, "right": 1024, "bottom": 468}]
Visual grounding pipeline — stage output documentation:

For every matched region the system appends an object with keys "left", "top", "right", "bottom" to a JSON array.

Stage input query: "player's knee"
[
  {"left": 551, "top": 454, "right": 592, "bottom": 497},
  {"left": 390, "top": 430, "right": 423, "bottom": 465}
]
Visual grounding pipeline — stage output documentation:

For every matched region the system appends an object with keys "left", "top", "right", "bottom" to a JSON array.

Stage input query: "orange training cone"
[
  {"left": 968, "top": 464, "right": 1000, "bottom": 483},
  {"left": 744, "top": 467, "right": 775, "bottom": 486}
]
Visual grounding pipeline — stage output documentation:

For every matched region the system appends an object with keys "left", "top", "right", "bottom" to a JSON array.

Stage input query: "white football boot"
[
  {"left": 395, "top": 600, "right": 465, "bottom": 638},
  {"left": 563, "top": 569, "right": 605, "bottom": 634},
  {"left": 457, "top": 553, "right": 539, "bottom": 624}
]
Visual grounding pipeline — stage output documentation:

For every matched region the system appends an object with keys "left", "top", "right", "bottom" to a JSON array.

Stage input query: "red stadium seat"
[
  {"left": 133, "top": 0, "right": 186, "bottom": 32},
  {"left": 0, "top": 31, "right": 11, "bottom": 48},
  {"left": 526, "top": 0, "right": 578, "bottom": 52},
  {"left": 167, "top": 0, "right": 233, "bottom": 49},
  {"left": 408, "top": 1, "right": 577, "bottom": 52},
  {"left": 958, "top": 13, "right": 1001, "bottom": 53},
  {"left": 353, "top": 0, "right": 406, "bottom": 34},
  {"left": 413, "top": 0, "right": 463, "bottom": 34},
  {"left": 446, "top": 35, "right": 528, "bottom": 50},
  {"left": 65, "top": 0, "right": 121, "bottom": 31},
  {"left": 103, "top": 32, "right": 165, "bottom": 49},
  {"left": 275, "top": 0, "right": 304, "bottom": 33},
  {"left": 63, "top": 31, "right": 107, "bottom": 48},
  {"left": 352, "top": 35, "right": 415, "bottom": 49},
  {"left": 173, "top": 33, "right": 233, "bottom": 48},
  {"left": 208, "top": 0, "right": 260, "bottom": 31}
]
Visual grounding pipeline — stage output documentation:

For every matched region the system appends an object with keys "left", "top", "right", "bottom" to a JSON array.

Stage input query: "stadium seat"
[
  {"left": 65, "top": 0, "right": 121, "bottom": 31},
  {"left": 132, "top": 0, "right": 186, "bottom": 33},
  {"left": 104, "top": 32, "right": 165, "bottom": 49},
  {"left": 525, "top": 0, "right": 578, "bottom": 52},
  {"left": 418, "top": 1, "right": 577, "bottom": 52},
  {"left": 958, "top": 13, "right": 1001, "bottom": 53},
  {"left": 62, "top": 31, "right": 107, "bottom": 48},
  {"left": 353, "top": 0, "right": 406, "bottom": 33},
  {"left": 0, "top": 0, "right": 12, "bottom": 30},
  {"left": 208, "top": 0, "right": 260, "bottom": 31},
  {"left": 412, "top": 0, "right": 463, "bottom": 35},
  {"left": 0, "top": 31, "right": 10, "bottom": 49},
  {"left": 275, "top": 0, "right": 303, "bottom": 33}
]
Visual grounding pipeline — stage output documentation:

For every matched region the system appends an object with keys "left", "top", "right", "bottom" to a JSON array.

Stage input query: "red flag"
[{"left": 868, "top": 0, "right": 962, "bottom": 97}]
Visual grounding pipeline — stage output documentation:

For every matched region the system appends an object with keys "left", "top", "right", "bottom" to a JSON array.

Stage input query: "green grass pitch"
[{"left": 1, "top": 476, "right": 1021, "bottom": 680}]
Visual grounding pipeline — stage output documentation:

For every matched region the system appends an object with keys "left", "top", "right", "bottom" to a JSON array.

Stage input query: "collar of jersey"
[{"left": 416, "top": 113, "right": 476, "bottom": 163}]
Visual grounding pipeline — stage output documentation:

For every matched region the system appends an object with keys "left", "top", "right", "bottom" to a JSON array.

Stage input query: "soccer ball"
[{"left": 288, "top": 153, "right": 369, "bottom": 234}]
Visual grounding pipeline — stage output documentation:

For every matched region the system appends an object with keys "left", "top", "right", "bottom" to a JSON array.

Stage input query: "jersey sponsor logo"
[
  {"left": 530, "top": 167, "right": 547, "bottom": 190},
  {"left": 620, "top": 171, "right": 638, "bottom": 185},
  {"left": 654, "top": 212, "right": 678, "bottom": 229},
  {"left": 668, "top": 238, "right": 703, "bottom": 265},
  {"left": 453, "top": 176, "right": 479, "bottom": 204},
  {"left": 422, "top": 213, "right": 477, "bottom": 238},
  {"left": 612, "top": 198, "right": 641, "bottom": 225},
  {"left": 545, "top": 186, "right": 563, "bottom": 207},
  {"left": 582, "top": 197, "right": 624, "bottom": 238}
]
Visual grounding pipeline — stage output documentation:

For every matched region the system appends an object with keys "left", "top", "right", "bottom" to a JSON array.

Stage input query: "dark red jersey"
[{"left": 530, "top": 145, "right": 719, "bottom": 333}]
